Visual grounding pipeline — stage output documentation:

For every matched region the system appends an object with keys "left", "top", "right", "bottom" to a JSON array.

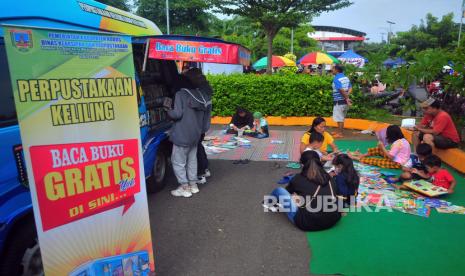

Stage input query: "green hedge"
[{"left": 207, "top": 74, "right": 371, "bottom": 117}]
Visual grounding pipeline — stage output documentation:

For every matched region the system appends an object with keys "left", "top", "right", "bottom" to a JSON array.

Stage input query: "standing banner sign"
[{"left": 3, "top": 26, "right": 155, "bottom": 275}]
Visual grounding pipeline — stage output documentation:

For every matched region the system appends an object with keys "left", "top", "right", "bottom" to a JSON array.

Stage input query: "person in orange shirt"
[{"left": 412, "top": 98, "right": 460, "bottom": 151}]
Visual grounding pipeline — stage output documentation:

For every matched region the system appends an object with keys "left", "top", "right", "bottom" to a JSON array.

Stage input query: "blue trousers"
[{"left": 270, "top": 187, "right": 298, "bottom": 223}]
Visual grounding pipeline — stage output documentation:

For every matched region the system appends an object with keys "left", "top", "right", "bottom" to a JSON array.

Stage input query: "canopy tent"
[
  {"left": 298, "top": 51, "right": 339, "bottom": 65},
  {"left": 383, "top": 57, "right": 406, "bottom": 68},
  {"left": 147, "top": 35, "right": 251, "bottom": 66},
  {"left": 338, "top": 50, "right": 366, "bottom": 67},
  {"left": 252, "top": 56, "right": 296, "bottom": 70}
]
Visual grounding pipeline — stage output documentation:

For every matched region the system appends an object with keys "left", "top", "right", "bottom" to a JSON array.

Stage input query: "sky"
[{"left": 312, "top": 0, "right": 463, "bottom": 42}]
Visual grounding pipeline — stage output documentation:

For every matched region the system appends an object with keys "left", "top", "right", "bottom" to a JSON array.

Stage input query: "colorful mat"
[
  {"left": 205, "top": 130, "right": 304, "bottom": 161},
  {"left": 308, "top": 140, "right": 465, "bottom": 276}
]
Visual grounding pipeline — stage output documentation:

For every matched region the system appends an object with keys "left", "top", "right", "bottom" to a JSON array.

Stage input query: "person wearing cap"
[
  {"left": 331, "top": 64, "right": 352, "bottom": 138},
  {"left": 412, "top": 98, "right": 460, "bottom": 151},
  {"left": 245, "top": 112, "right": 269, "bottom": 139}
]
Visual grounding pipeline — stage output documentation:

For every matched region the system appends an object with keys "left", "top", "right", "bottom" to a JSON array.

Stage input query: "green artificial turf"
[{"left": 307, "top": 140, "right": 465, "bottom": 276}]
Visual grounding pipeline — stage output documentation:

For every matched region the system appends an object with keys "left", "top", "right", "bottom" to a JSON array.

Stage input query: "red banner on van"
[{"left": 148, "top": 38, "right": 251, "bottom": 66}]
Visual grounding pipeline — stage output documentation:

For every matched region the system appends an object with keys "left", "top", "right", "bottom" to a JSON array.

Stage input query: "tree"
[
  {"left": 392, "top": 13, "right": 459, "bottom": 51},
  {"left": 272, "top": 25, "right": 318, "bottom": 59},
  {"left": 136, "top": 0, "right": 211, "bottom": 35},
  {"left": 98, "top": 0, "right": 130, "bottom": 11},
  {"left": 209, "top": 0, "right": 351, "bottom": 73},
  {"left": 209, "top": 16, "right": 318, "bottom": 62}
]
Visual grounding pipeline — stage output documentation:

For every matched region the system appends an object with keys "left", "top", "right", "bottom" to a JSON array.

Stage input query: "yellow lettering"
[
  {"left": 97, "top": 161, "right": 112, "bottom": 187},
  {"left": 49, "top": 80, "right": 61, "bottom": 100},
  {"left": 84, "top": 164, "right": 102, "bottom": 192},
  {"left": 88, "top": 199, "right": 97, "bottom": 210},
  {"left": 104, "top": 102, "right": 114, "bottom": 120},
  {"left": 38, "top": 80, "right": 50, "bottom": 100},
  {"left": 121, "top": 157, "right": 135, "bottom": 180},
  {"left": 29, "top": 80, "right": 40, "bottom": 101},
  {"left": 61, "top": 104, "right": 72, "bottom": 125},
  {"left": 88, "top": 79, "right": 98, "bottom": 97},
  {"left": 17, "top": 80, "right": 30, "bottom": 102},
  {"left": 112, "top": 159, "right": 121, "bottom": 184},
  {"left": 50, "top": 105, "right": 64, "bottom": 126},
  {"left": 71, "top": 79, "right": 81, "bottom": 99},
  {"left": 80, "top": 79, "right": 89, "bottom": 97},
  {"left": 97, "top": 79, "right": 107, "bottom": 97},
  {"left": 60, "top": 80, "right": 71, "bottom": 100},
  {"left": 44, "top": 172, "right": 66, "bottom": 200},
  {"left": 64, "top": 168, "right": 84, "bottom": 196},
  {"left": 123, "top": 78, "right": 133, "bottom": 96},
  {"left": 107, "top": 79, "right": 116, "bottom": 96},
  {"left": 115, "top": 78, "right": 124, "bottom": 96}
]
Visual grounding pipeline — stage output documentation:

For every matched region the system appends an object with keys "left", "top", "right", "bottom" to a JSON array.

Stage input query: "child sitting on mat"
[
  {"left": 332, "top": 154, "right": 360, "bottom": 207},
  {"left": 424, "top": 155, "right": 456, "bottom": 194},
  {"left": 227, "top": 106, "right": 254, "bottom": 135},
  {"left": 400, "top": 143, "right": 433, "bottom": 181},
  {"left": 245, "top": 112, "right": 269, "bottom": 139},
  {"left": 300, "top": 117, "right": 338, "bottom": 154},
  {"left": 264, "top": 150, "right": 341, "bottom": 231},
  {"left": 303, "top": 132, "right": 335, "bottom": 162},
  {"left": 349, "top": 125, "right": 412, "bottom": 169}
]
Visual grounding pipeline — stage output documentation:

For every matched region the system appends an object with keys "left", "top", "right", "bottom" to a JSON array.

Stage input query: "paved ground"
[
  {"left": 147, "top": 127, "right": 373, "bottom": 275},
  {"left": 148, "top": 159, "right": 311, "bottom": 276}
]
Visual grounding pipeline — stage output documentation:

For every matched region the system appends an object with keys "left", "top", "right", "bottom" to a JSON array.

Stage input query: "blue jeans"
[{"left": 270, "top": 187, "right": 298, "bottom": 223}]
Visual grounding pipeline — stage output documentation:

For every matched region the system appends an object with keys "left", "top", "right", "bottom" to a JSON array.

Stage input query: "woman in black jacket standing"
[{"left": 265, "top": 150, "right": 342, "bottom": 231}]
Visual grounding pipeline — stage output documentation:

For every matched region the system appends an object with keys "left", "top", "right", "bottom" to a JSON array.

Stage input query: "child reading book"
[
  {"left": 245, "top": 112, "right": 269, "bottom": 139},
  {"left": 332, "top": 154, "right": 360, "bottom": 207},
  {"left": 349, "top": 125, "right": 412, "bottom": 169},
  {"left": 400, "top": 143, "right": 433, "bottom": 181},
  {"left": 300, "top": 117, "right": 338, "bottom": 154},
  {"left": 303, "top": 132, "right": 335, "bottom": 162},
  {"left": 424, "top": 155, "right": 456, "bottom": 194}
]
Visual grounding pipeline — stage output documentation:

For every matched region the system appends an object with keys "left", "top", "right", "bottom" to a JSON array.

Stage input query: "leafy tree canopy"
[
  {"left": 208, "top": 0, "right": 351, "bottom": 73},
  {"left": 136, "top": 0, "right": 211, "bottom": 35},
  {"left": 98, "top": 0, "right": 130, "bottom": 11}
]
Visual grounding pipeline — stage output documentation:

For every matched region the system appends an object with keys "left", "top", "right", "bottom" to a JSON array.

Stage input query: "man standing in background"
[{"left": 331, "top": 65, "right": 352, "bottom": 138}]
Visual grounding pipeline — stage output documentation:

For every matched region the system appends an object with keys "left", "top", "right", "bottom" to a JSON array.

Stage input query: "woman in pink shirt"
[{"left": 350, "top": 125, "right": 412, "bottom": 169}]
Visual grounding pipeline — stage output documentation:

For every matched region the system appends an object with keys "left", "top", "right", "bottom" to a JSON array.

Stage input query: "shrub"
[{"left": 207, "top": 74, "right": 372, "bottom": 118}]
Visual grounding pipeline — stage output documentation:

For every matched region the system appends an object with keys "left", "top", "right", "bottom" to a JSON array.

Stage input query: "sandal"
[
  {"left": 332, "top": 133, "right": 344, "bottom": 138},
  {"left": 277, "top": 175, "right": 294, "bottom": 184},
  {"left": 286, "top": 162, "right": 301, "bottom": 169}
]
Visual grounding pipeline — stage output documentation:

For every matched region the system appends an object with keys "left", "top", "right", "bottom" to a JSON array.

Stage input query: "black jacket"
[{"left": 286, "top": 174, "right": 341, "bottom": 231}]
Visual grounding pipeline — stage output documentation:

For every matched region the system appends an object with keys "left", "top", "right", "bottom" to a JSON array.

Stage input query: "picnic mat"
[
  {"left": 205, "top": 130, "right": 304, "bottom": 161},
  {"left": 308, "top": 140, "right": 465, "bottom": 276}
]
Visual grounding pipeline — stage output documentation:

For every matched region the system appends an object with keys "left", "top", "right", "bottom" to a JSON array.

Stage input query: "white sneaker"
[
  {"left": 190, "top": 183, "right": 199, "bottom": 194},
  {"left": 204, "top": 169, "right": 211, "bottom": 178},
  {"left": 171, "top": 186, "right": 192, "bottom": 198},
  {"left": 197, "top": 176, "right": 207, "bottom": 184}
]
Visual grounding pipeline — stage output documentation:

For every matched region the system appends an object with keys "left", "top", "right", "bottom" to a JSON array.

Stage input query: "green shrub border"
[{"left": 207, "top": 74, "right": 373, "bottom": 118}]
